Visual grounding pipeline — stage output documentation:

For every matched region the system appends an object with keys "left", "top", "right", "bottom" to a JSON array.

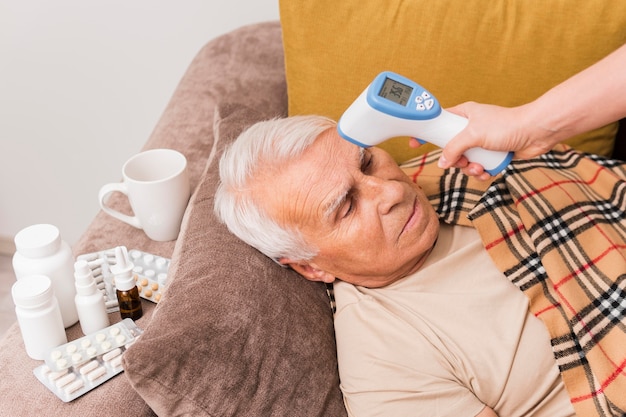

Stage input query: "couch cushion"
[
  {"left": 122, "top": 103, "right": 347, "bottom": 417},
  {"left": 280, "top": 0, "right": 626, "bottom": 163}
]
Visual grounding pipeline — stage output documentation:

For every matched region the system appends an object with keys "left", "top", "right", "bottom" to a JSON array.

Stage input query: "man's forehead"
[
  {"left": 300, "top": 132, "right": 365, "bottom": 224},
  {"left": 322, "top": 147, "right": 365, "bottom": 219},
  {"left": 257, "top": 130, "right": 362, "bottom": 226},
  {"left": 318, "top": 128, "right": 363, "bottom": 164},
  {"left": 309, "top": 129, "right": 364, "bottom": 185}
]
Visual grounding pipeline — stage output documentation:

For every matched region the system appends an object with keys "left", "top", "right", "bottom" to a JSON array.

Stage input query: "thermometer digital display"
[{"left": 379, "top": 78, "right": 412, "bottom": 105}]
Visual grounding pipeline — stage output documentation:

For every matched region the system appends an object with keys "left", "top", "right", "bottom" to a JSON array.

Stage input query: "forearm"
[{"left": 525, "top": 42, "right": 626, "bottom": 146}]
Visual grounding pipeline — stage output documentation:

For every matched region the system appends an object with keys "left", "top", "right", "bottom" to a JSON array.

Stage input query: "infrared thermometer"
[{"left": 337, "top": 71, "right": 512, "bottom": 175}]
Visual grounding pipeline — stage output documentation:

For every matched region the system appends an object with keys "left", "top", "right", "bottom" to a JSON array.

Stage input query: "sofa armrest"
[{"left": 0, "top": 21, "right": 286, "bottom": 417}]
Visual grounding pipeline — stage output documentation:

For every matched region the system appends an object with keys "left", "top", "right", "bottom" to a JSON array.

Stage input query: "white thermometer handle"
[{"left": 422, "top": 110, "right": 512, "bottom": 174}]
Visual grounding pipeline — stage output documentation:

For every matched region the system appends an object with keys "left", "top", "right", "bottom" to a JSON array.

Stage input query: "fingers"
[
  {"left": 438, "top": 102, "right": 481, "bottom": 169},
  {"left": 439, "top": 130, "right": 478, "bottom": 170},
  {"left": 461, "top": 163, "right": 493, "bottom": 181},
  {"left": 408, "top": 137, "right": 422, "bottom": 148},
  {"left": 438, "top": 153, "right": 493, "bottom": 180}
]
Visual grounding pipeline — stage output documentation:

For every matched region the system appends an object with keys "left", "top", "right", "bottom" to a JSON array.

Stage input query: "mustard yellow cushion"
[{"left": 280, "top": 0, "right": 626, "bottom": 163}]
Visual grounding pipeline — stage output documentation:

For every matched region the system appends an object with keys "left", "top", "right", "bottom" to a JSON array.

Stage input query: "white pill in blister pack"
[
  {"left": 44, "top": 320, "right": 136, "bottom": 372},
  {"left": 33, "top": 319, "right": 143, "bottom": 402},
  {"left": 77, "top": 248, "right": 171, "bottom": 312}
]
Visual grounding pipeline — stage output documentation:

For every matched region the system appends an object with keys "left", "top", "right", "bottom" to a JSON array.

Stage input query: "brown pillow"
[{"left": 122, "top": 103, "right": 347, "bottom": 417}]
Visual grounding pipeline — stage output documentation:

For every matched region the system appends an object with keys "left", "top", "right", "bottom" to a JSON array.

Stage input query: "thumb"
[{"left": 445, "top": 101, "right": 472, "bottom": 118}]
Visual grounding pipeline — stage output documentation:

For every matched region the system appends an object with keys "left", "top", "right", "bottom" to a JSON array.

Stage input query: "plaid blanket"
[{"left": 401, "top": 144, "right": 626, "bottom": 417}]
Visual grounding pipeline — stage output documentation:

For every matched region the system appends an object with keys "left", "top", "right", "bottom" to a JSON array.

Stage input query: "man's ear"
[{"left": 279, "top": 258, "right": 336, "bottom": 283}]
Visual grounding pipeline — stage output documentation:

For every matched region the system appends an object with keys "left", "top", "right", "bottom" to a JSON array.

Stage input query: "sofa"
[{"left": 2, "top": 1, "right": 626, "bottom": 415}]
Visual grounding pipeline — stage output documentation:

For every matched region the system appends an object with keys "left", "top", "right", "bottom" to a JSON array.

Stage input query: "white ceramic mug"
[{"left": 98, "top": 149, "right": 191, "bottom": 241}]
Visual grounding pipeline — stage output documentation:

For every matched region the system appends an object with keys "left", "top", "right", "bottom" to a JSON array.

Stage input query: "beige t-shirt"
[{"left": 334, "top": 224, "right": 575, "bottom": 417}]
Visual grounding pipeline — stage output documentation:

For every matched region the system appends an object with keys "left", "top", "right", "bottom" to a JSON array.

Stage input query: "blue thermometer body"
[{"left": 337, "top": 71, "right": 512, "bottom": 175}]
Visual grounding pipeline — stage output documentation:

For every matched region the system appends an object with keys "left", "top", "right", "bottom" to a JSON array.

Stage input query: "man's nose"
[{"left": 364, "top": 176, "right": 405, "bottom": 214}]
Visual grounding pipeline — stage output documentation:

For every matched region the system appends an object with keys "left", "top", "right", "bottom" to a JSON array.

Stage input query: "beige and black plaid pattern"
[{"left": 401, "top": 145, "right": 626, "bottom": 417}]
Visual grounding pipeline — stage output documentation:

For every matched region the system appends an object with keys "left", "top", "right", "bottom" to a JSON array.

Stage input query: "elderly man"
[{"left": 214, "top": 115, "right": 626, "bottom": 417}]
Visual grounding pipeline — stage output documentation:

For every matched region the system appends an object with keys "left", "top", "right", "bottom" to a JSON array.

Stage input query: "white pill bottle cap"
[
  {"left": 12, "top": 274, "right": 55, "bottom": 307},
  {"left": 14, "top": 224, "right": 62, "bottom": 257}
]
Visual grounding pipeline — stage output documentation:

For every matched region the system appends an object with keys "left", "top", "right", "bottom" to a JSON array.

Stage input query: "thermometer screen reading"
[{"left": 379, "top": 78, "right": 413, "bottom": 106}]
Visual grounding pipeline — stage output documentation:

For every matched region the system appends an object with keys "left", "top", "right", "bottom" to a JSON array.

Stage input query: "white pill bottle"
[
  {"left": 13, "top": 224, "right": 79, "bottom": 328},
  {"left": 74, "top": 260, "right": 110, "bottom": 335},
  {"left": 12, "top": 275, "right": 68, "bottom": 360}
]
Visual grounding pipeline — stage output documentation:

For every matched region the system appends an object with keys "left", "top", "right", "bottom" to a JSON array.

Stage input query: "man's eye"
[
  {"left": 342, "top": 198, "right": 355, "bottom": 218},
  {"left": 362, "top": 152, "right": 373, "bottom": 172}
]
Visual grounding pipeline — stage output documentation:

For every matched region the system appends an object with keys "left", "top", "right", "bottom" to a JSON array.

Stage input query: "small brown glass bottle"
[
  {"left": 111, "top": 246, "right": 143, "bottom": 321},
  {"left": 116, "top": 286, "right": 143, "bottom": 320}
]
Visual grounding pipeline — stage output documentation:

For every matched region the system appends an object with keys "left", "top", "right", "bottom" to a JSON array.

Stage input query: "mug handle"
[{"left": 98, "top": 182, "right": 142, "bottom": 229}]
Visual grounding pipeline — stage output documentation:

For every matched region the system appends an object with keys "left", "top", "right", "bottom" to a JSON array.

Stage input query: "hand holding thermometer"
[{"left": 337, "top": 71, "right": 512, "bottom": 175}]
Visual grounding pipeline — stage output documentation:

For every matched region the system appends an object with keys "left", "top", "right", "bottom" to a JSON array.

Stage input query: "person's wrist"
[{"left": 515, "top": 101, "right": 564, "bottom": 153}]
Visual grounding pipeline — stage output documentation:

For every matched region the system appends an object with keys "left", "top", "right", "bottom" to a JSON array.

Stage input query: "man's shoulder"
[{"left": 332, "top": 280, "right": 365, "bottom": 315}]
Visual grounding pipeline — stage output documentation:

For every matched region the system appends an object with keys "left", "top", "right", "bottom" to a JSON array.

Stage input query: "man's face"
[{"left": 253, "top": 127, "right": 440, "bottom": 288}]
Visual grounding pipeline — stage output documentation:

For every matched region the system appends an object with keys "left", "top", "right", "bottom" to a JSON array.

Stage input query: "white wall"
[{"left": 0, "top": 0, "right": 280, "bottom": 249}]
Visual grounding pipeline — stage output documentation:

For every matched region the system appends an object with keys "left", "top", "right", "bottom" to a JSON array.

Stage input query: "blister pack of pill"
[
  {"left": 43, "top": 320, "right": 136, "bottom": 372},
  {"left": 33, "top": 319, "right": 143, "bottom": 402},
  {"left": 77, "top": 248, "right": 170, "bottom": 312}
]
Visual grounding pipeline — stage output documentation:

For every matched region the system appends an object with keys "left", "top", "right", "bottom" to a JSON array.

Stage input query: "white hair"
[{"left": 214, "top": 115, "right": 337, "bottom": 262}]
